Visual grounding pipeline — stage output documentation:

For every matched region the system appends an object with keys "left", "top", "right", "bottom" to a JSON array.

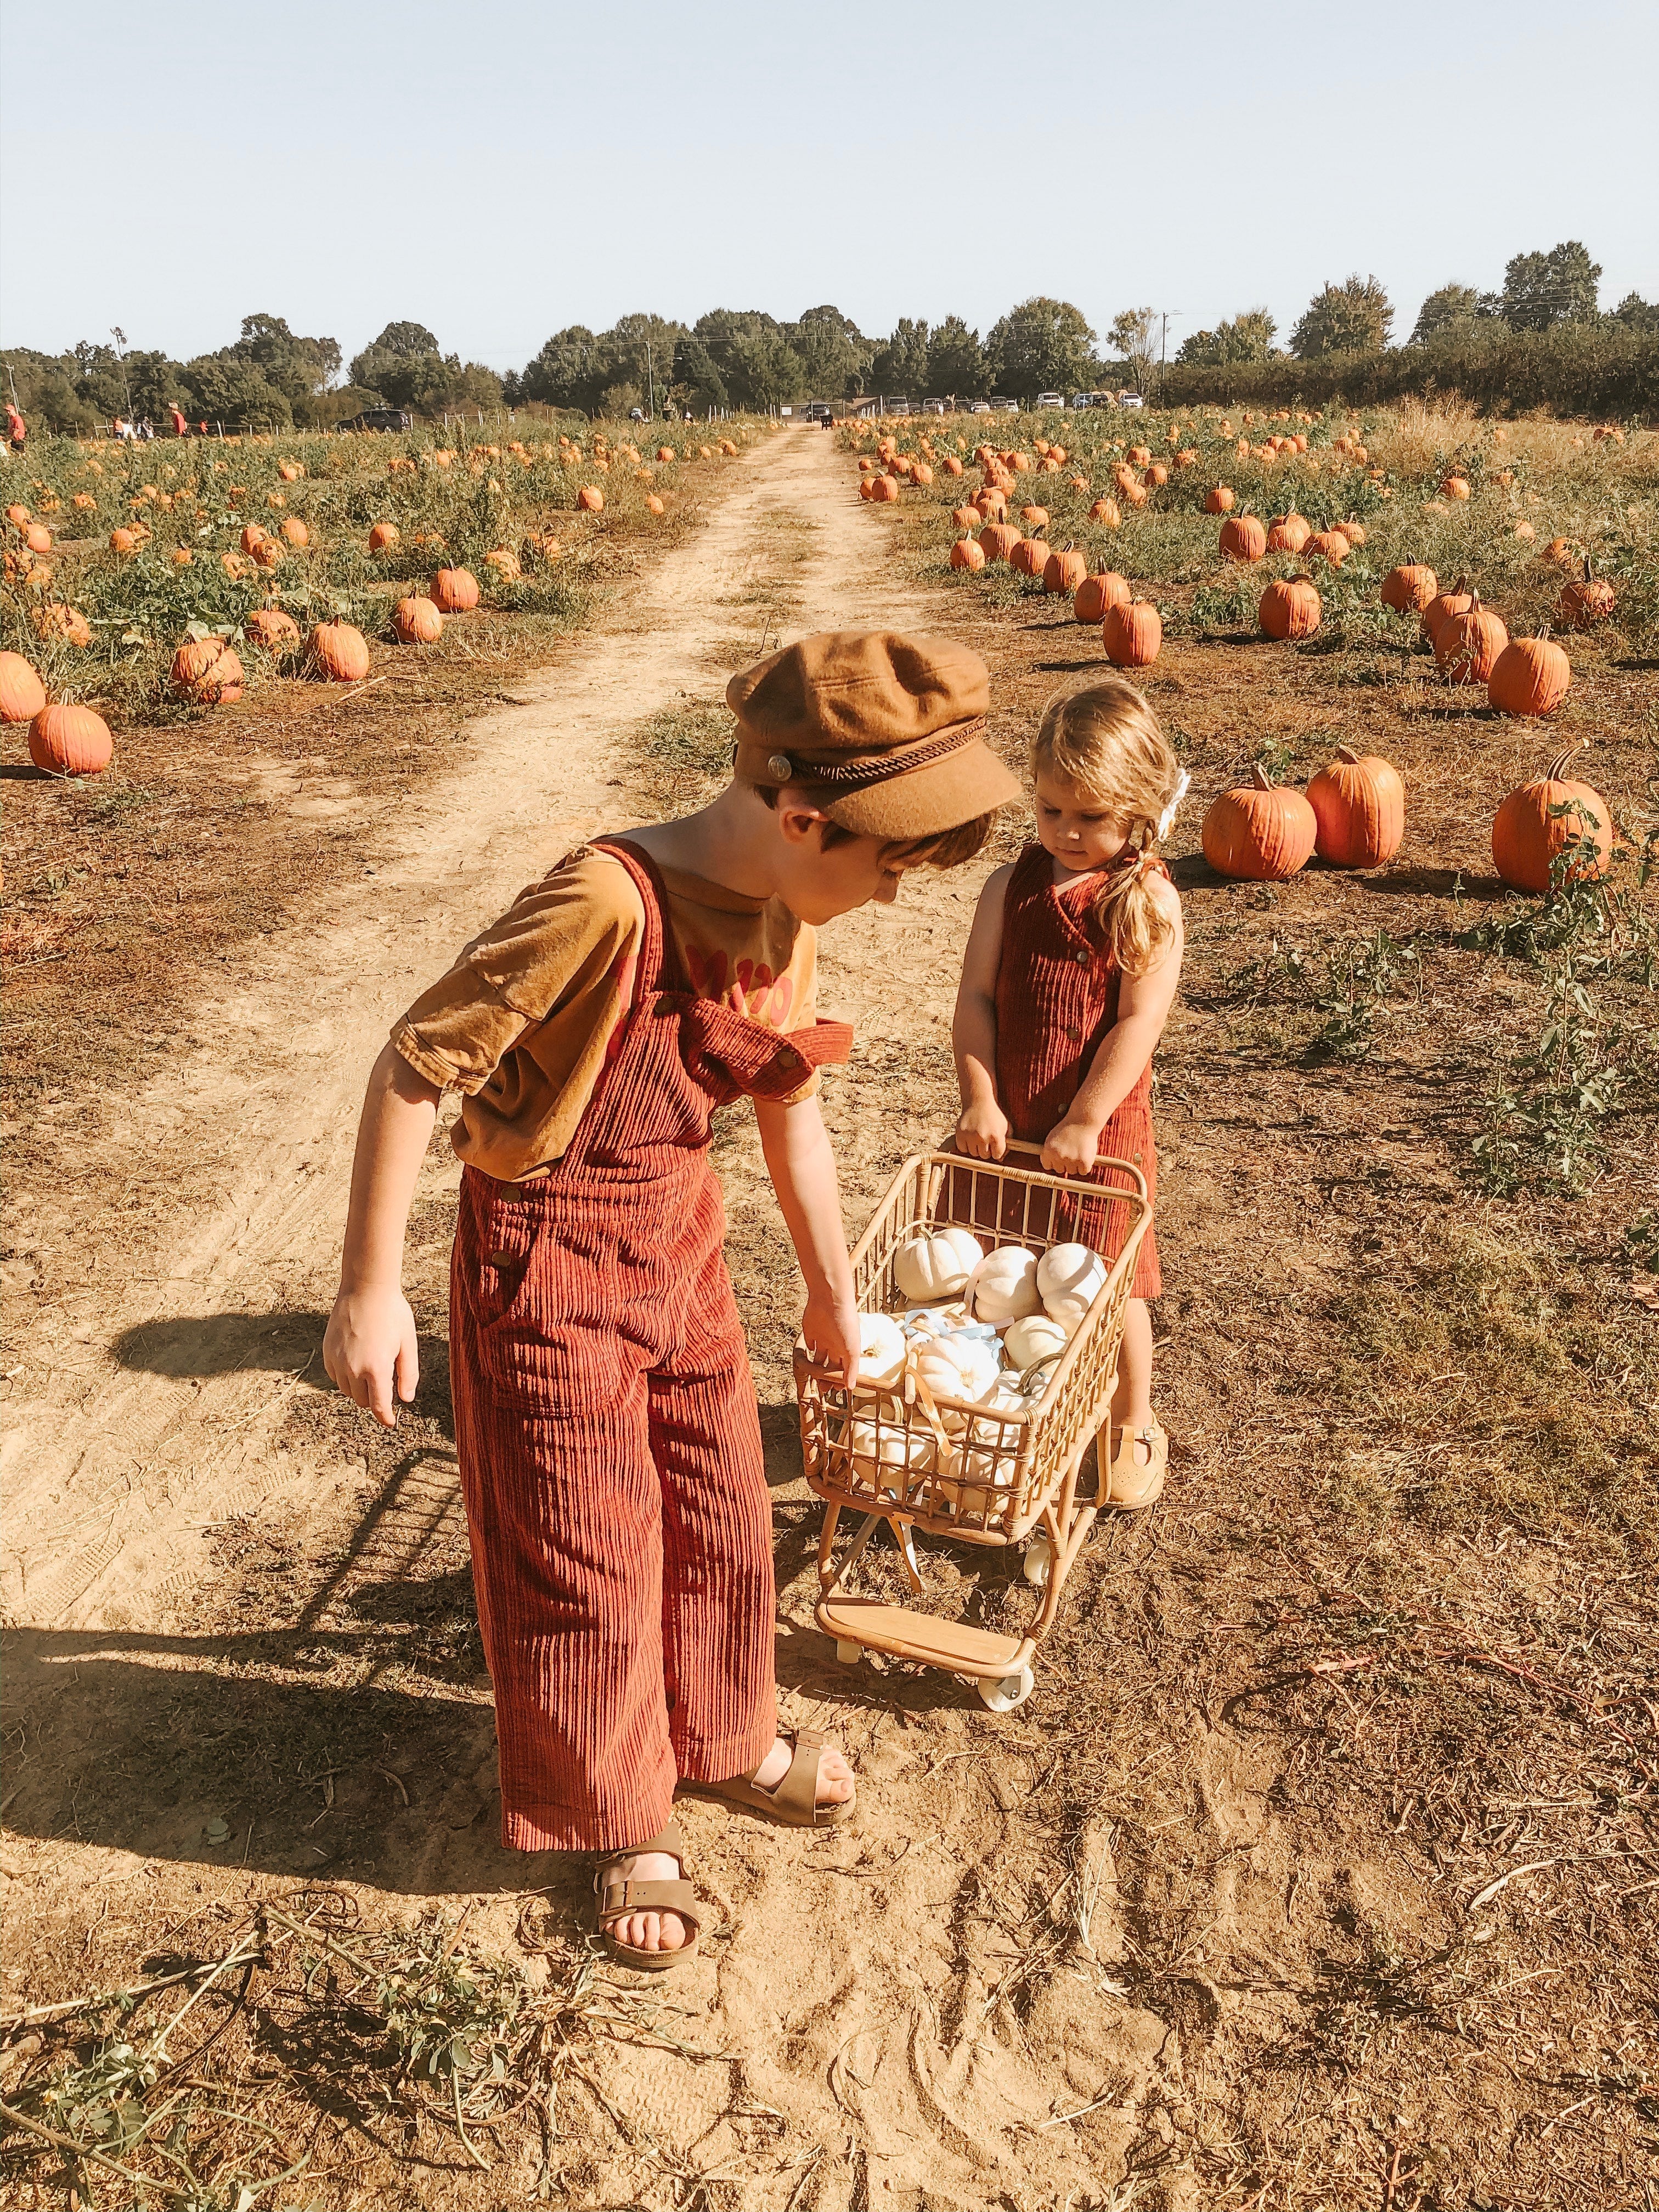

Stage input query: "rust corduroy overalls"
[
  {"left": 449, "top": 839, "right": 852, "bottom": 1852},
  {"left": 995, "top": 842, "right": 1163, "bottom": 1301}
]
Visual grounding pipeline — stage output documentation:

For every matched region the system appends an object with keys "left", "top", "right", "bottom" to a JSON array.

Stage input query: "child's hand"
[
  {"left": 956, "top": 1097, "right": 1010, "bottom": 1160},
  {"left": 324, "top": 1285, "right": 420, "bottom": 1427},
  {"left": 802, "top": 1286, "right": 861, "bottom": 1389},
  {"left": 1041, "top": 1118, "right": 1100, "bottom": 1178}
]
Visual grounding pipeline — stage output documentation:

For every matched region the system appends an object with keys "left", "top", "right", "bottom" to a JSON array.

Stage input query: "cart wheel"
[
  {"left": 1023, "top": 1534, "right": 1053, "bottom": 1589},
  {"left": 835, "top": 1640, "right": 864, "bottom": 1665},
  {"left": 977, "top": 1666, "right": 1035, "bottom": 1713}
]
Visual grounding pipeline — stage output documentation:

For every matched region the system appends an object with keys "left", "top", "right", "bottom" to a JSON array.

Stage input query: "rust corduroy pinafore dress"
[
  {"left": 449, "top": 839, "right": 852, "bottom": 1853},
  {"left": 994, "top": 842, "right": 1162, "bottom": 1301}
]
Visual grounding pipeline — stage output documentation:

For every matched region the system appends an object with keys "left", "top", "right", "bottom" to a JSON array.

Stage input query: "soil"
[{"left": 3, "top": 427, "right": 1657, "bottom": 2211}]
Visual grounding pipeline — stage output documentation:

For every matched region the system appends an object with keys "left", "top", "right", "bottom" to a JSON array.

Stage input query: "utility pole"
[
  {"left": 111, "top": 325, "right": 133, "bottom": 422},
  {"left": 645, "top": 338, "right": 655, "bottom": 420}
]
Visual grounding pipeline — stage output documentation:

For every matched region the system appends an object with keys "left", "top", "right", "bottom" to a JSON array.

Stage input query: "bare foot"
[
  {"left": 749, "top": 1733, "right": 855, "bottom": 1809},
  {"left": 597, "top": 1849, "right": 691, "bottom": 1957}
]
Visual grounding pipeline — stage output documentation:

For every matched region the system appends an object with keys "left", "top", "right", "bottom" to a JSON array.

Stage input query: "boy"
[{"left": 324, "top": 630, "right": 1017, "bottom": 1968}]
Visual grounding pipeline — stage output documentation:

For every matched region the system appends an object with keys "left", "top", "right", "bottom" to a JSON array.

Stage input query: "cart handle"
[{"left": 938, "top": 1137, "right": 1150, "bottom": 1208}]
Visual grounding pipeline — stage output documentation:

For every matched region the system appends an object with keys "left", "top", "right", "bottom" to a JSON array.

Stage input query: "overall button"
[
  {"left": 487, "top": 1248, "right": 516, "bottom": 1267},
  {"left": 1065, "top": 1023, "right": 1082, "bottom": 1041},
  {"left": 1075, "top": 949, "right": 1090, "bottom": 966}
]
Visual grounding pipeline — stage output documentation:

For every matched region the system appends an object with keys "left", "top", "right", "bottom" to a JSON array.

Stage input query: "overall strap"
[{"left": 589, "top": 835, "right": 678, "bottom": 995}]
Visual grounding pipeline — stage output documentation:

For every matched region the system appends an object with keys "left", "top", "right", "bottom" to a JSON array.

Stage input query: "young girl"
[{"left": 952, "top": 678, "right": 1187, "bottom": 1507}]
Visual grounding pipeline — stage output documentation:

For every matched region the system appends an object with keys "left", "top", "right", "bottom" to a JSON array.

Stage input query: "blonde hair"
[{"left": 1031, "top": 678, "right": 1182, "bottom": 977}]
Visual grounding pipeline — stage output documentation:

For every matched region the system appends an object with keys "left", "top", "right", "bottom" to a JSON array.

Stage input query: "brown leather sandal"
[
  {"left": 593, "top": 1817, "right": 702, "bottom": 1972},
  {"left": 687, "top": 1728, "right": 856, "bottom": 1829},
  {"left": 1105, "top": 1420, "right": 1168, "bottom": 1509}
]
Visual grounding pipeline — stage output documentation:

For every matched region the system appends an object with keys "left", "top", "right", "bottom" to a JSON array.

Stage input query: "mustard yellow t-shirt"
[{"left": 392, "top": 845, "right": 819, "bottom": 1181}]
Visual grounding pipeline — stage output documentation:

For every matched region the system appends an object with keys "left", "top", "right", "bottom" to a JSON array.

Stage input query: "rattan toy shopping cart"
[{"left": 793, "top": 1141, "right": 1150, "bottom": 1711}]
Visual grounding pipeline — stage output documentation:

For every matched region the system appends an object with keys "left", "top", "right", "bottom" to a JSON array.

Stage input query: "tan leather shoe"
[{"left": 1105, "top": 1420, "right": 1167, "bottom": 1509}]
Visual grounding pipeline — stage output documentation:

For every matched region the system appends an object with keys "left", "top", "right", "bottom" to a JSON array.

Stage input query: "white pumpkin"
[
  {"left": 965, "top": 1380, "right": 1030, "bottom": 1440},
  {"left": 857, "top": 1311, "right": 907, "bottom": 1390},
  {"left": 849, "top": 1419, "right": 933, "bottom": 1482},
  {"left": 1004, "top": 1313, "right": 1070, "bottom": 1373},
  {"left": 893, "top": 1225, "right": 984, "bottom": 1303},
  {"left": 1038, "top": 1242, "right": 1108, "bottom": 1328},
  {"left": 912, "top": 1331, "right": 1002, "bottom": 1414},
  {"left": 968, "top": 1244, "right": 1041, "bottom": 1324}
]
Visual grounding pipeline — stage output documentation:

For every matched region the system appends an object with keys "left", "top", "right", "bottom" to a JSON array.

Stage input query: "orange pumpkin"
[
  {"left": 24, "top": 523, "right": 51, "bottom": 555},
  {"left": 5, "top": 501, "right": 30, "bottom": 527},
  {"left": 870, "top": 475, "right": 900, "bottom": 503},
  {"left": 280, "top": 517, "right": 308, "bottom": 548},
  {"left": 1009, "top": 536, "right": 1048, "bottom": 578},
  {"left": 1337, "top": 518, "right": 1367, "bottom": 547},
  {"left": 1305, "top": 529, "right": 1350, "bottom": 566},
  {"left": 1218, "top": 514, "right": 1266, "bottom": 562},
  {"left": 1143, "top": 464, "right": 1168, "bottom": 488},
  {"left": 1074, "top": 571, "right": 1130, "bottom": 625},
  {"left": 645, "top": 494, "right": 666, "bottom": 516},
  {"left": 978, "top": 522, "right": 1020, "bottom": 564},
  {"left": 950, "top": 535, "right": 986, "bottom": 571},
  {"left": 1436, "top": 593, "right": 1509, "bottom": 685},
  {"left": 29, "top": 702, "right": 112, "bottom": 777},
  {"left": 1088, "top": 497, "right": 1121, "bottom": 528},
  {"left": 578, "top": 485, "right": 605, "bottom": 512},
  {"left": 393, "top": 595, "right": 444, "bottom": 644},
  {"left": 943, "top": 456, "right": 963, "bottom": 476},
  {"left": 109, "top": 527, "right": 139, "bottom": 556},
  {"left": 951, "top": 505, "right": 979, "bottom": 532},
  {"left": 1488, "top": 635, "right": 1571, "bottom": 718},
  {"left": 432, "top": 567, "right": 480, "bottom": 612},
  {"left": 1205, "top": 486, "right": 1235, "bottom": 514},
  {"left": 0, "top": 650, "right": 47, "bottom": 724},
  {"left": 1492, "top": 751, "right": 1612, "bottom": 892},
  {"left": 1042, "top": 545, "right": 1087, "bottom": 595},
  {"left": 1102, "top": 599, "right": 1161, "bottom": 668},
  {"left": 1420, "top": 578, "right": 1474, "bottom": 645},
  {"left": 1381, "top": 563, "right": 1437, "bottom": 615},
  {"left": 1306, "top": 746, "right": 1404, "bottom": 867},
  {"left": 1201, "top": 767, "right": 1317, "bottom": 881},
  {"left": 1265, "top": 511, "right": 1311, "bottom": 554},
  {"left": 309, "top": 620, "right": 370, "bottom": 683},
  {"left": 1441, "top": 475, "right": 1470, "bottom": 500},
  {"left": 1541, "top": 537, "right": 1577, "bottom": 570},
  {"left": 245, "top": 609, "right": 301, "bottom": 651},
  {"left": 1259, "top": 575, "right": 1321, "bottom": 640},
  {"left": 170, "top": 636, "right": 245, "bottom": 704},
  {"left": 36, "top": 603, "right": 92, "bottom": 647},
  {"left": 368, "top": 521, "right": 399, "bottom": 553},
  {"left": 1558, "top": 560, "right": 1616, "bottom": 628},
  {"left": 240, "top": 523, "right": 269, "bottom": 556},
  {"left": 1020, "top": 504, "right": 1049, "bottom": 529}
]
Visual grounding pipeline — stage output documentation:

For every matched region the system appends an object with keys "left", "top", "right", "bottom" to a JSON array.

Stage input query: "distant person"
[
  {"left": 170, "top": 405, "right": 187, "bottom": 438},
  {"left": 5, "top": 400, "right": 24, "bottom": 453},
  {"left": 114, "top": 416, "right": 132, "bottom": 441}
]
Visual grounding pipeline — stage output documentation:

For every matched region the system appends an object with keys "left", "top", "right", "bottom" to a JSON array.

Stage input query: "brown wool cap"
[{"left": 728, "top": 629, "right": 1021, "bottom": 839}]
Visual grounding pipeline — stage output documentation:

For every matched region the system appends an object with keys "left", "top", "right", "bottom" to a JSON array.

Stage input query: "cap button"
[{"left": 766, "top": 752, "right": 793, "bottom": 781}]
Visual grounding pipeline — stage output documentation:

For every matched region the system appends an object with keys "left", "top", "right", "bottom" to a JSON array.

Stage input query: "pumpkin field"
[{"left": 3, "top": 401, "right": 1658, "bottom": 2212}]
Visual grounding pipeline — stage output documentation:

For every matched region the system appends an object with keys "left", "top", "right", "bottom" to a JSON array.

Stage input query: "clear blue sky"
[{"left": 3, "top": 0, "right": 1655, "bottom": 371}]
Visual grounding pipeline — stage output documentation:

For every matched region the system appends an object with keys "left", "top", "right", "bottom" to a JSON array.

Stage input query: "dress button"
[
  {"left": 1075, "top": 949, "right": 1090, "bottom": 967},
  {"left": 1065, "top": 1023, "right": 1082, "bottom": 1041}
]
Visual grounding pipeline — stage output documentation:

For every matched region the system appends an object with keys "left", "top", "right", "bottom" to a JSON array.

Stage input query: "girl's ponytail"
[{"left": 1031, "top": 682, "right": 1187, "bottom": 978}]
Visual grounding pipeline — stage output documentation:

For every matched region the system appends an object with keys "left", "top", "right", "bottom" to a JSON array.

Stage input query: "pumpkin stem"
[
  {"left": 1337, "top": 745, "right": 1360, "bottom": 764},
  {"left": 1545, "top": 746, "right": 1581, "bottom": 782},
  {"left": 1251, "top": 764, "right": 1274, "bottom": 789}
]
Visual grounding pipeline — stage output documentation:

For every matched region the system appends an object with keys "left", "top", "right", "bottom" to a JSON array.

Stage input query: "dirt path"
[{"left": 5, "top": 431, "right": 1178, "bottom": 2209}]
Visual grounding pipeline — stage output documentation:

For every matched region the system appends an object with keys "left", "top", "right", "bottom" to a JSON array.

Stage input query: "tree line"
[{"left": 4, "top": 242, "right": 1654, "bottom": 436}]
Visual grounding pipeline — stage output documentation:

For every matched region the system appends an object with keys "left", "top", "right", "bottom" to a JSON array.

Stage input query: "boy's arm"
[
  {"left": 754, "top": 1093, "right": 861, "bottom": 1388},
  {"left": 323, "top": 1043, "right": 442, "bottom": 1425},
  {"left": 952, "top": 864, "right": 1013, "bottom": 1159},
  {"left": 1043, "top": 881, "right": 1185, "bottom": 1176}
]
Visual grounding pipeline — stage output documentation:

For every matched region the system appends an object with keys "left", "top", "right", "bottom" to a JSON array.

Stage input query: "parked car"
[
  {"left": 988, "top": 396, "right": 1019, "bottom": 413},
  {"left": 629, "top": 407, "right": 645, "bottom": 421},
  {"left": 921, "top": 398, "right": 946, "bottom": 415},
  {"left": 1035, "top": 392, "right": 1064, "bottom": 410},
  {"left": 340, "top": 407, "right": 413, "bottom": 432},
  {"left": 968, "top": 400, "right": 991, "bottom": 414},
  {"left": 1070, "top": 392, "right": 1095, "bottom": 410},
  {"left": 1117, "top": 392, "right": 1146, "bottom": 410}
]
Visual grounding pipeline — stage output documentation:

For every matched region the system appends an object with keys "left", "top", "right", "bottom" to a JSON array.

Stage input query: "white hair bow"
[{"left": 1156, "top": 768, "right": 1191, "bottom": 842}]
